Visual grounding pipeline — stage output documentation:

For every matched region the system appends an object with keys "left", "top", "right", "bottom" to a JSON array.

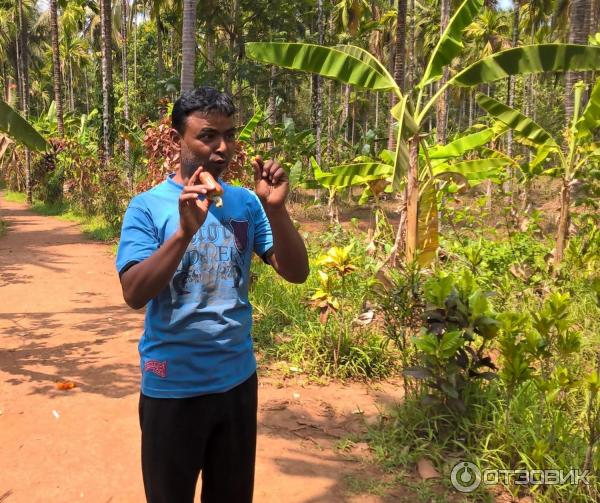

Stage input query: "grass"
[{"left": 2, "top": 190, "right": 119, "bottom": 244}]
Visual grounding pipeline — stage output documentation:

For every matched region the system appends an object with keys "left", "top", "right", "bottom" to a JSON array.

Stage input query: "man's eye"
[
  {"left": 199, "top": 133, "right": 212, "bottom": 140},
  {"left": 225, "top": 132, "right": 236, "bottom": 141}
]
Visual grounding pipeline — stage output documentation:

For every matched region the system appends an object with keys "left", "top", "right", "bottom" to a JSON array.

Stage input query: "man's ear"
[{"left": 169, "top": 128, "right": 181, "bottom": 143}]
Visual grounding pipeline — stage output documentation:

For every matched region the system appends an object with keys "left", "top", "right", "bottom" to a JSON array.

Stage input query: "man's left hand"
[{"left": 252, "top": 156, "right": 289, "bottom": 210}]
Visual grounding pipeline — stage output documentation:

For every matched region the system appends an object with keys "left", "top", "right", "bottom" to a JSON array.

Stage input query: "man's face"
[{"left": 178, "top": 111, "right": 236, "bottom": 180}]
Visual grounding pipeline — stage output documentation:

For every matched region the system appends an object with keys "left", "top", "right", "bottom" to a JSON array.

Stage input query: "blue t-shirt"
[{"left": 115, "top": 173, "right": 274, "bottom": 398}]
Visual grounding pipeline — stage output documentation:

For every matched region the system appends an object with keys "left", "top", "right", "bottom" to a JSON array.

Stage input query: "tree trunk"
[
  {"left": 407, "top": 0, "right": 415, "bottom": 90},
  {"left": 181, "top": 0, "right": 198, "bottom": 93},
  {"left": 435, "top": 0, "right": 450, "bottom": 145},
  {"left": 50, "top": 0, "right": 64, "bottom": 136},
  {"left": 326, "top": 10, "right": 334, "bottom": 160},
  {"left": 69, "top": 59, "right": 75, "bottom": 112},
  {"left": 267, "top": 65, "right": 277, "bottom": 151},
  {"left": 565, "top": 0, "right": 589, "bottom": 120},
  {"left": 156, "top": 16, "right": 164, "bottom": 80},
  {"left": 343, "top": 84, "right": 350, "bottom": 142},
  {"left": 17, "top": 0, "right": 32, "bottom": 204},
  {"left": 507, "top": 0, "right": 521, "bottom": 161},
  {"left": 2, "top": 63, "right": 8, "bottom": 102},
  {"left": 100, "top": 0, "right": 114, "bottom": 163},
  {"left": 554, "top": 178, "right": 571, "bottom": 265},
  {"left": 312, "top": 0, "right": 324, "bottom": 165},
  {"left": 468, "top": 88, "right": 474, "bottom": 127},
  {"left": 122, "top": 0, "right": 131, "bottom": 186},
  {"left": 206, "top": 23, "right": 215, "bottom": 73},
  {"left": 374, "top": 92, "right": 379, "bottom": 131},
  {"left": 387, "top": 0, "right": 407, "bottom": 150},
  {"left": 133, "top": 12, "right": 137, "bottom": 89},
  {"left": 405, "top": 134, "right": 420, "bottom": 262}
]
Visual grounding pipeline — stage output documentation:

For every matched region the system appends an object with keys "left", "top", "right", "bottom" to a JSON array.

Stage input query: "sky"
[{"left": 498, "top": 0, "right": 514, "bottom": 10}]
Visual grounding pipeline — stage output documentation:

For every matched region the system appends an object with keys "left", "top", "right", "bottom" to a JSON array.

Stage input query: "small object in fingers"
[{"left": 198, "top": 172, "right": 224, "bottom": 207}]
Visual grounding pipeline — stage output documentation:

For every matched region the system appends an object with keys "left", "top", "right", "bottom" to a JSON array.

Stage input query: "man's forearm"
[
  {"left": 266, "top": 206, "right": 309, "bottom": 283},
  {"left": 120, "top": 228, "right": 191, "bottom": 309}
]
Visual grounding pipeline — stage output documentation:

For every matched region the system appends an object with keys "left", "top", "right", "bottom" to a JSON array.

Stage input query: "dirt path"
[{"left": 0, "top": 194, "right": 409, "bottom": 503}]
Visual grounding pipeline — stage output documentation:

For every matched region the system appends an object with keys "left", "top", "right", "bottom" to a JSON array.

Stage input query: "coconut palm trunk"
[
  {"left": 121, "top": 0, "right": 131, "bottom": 186},
  {"left": 181, "top": 0, "right": 198, "bottom": 93},
  {"left": 100, "top": 0, "right": 114, "bottom": 163},
  {"left": 17, "top": 0, "right": 31, "bottom": 204},
  {"left": 50, "top": 0, "right": 64, "bottom": 136},
  {"left": 387, "top": 0, "right": 407, "bottom": 150},
  {"left": 435, "top": 0, "right": 449, "bottom": 144},
  {"left": 565, "top": 0, "right": 589, "bottom": 120},
  {"left": 312, "top": 0, "right": 324, "bottom": 165}
]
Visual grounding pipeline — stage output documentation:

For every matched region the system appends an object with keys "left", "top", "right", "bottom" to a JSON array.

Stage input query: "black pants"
[{"left": 138, "top": 372, "right": 258, "bottom": 503}]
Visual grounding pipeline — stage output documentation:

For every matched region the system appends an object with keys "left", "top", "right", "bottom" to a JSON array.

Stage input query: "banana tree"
[
  {"left": 246, "top": 0, "right": 600, "bottom": 266},
  {"left": 476, "top": 79, "right": 600, "bottom": 266},
  {"left": 0, "top": 100, "right": 49, "bottom": 152}
]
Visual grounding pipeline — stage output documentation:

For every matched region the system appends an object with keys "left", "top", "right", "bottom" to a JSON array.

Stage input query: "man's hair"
[{"left": 171, "top": 87, "right": 236, "bottom": 135}]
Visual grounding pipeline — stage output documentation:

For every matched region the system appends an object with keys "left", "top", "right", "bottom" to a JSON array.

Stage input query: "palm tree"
[
  {"left": 49, "top": 0, "right": 64, "bottom": 136},
  {"left": 435, "top": 0, "right": 450, "bottom": 144},
  {"left": 100, "top": 0, "right": 114, "bottom": 161},
  {"left": 120, "top": 0, "right": 131, "bottom": 177},
  {"left": 565, "top": 0, "right": 590, "bottom": 119},
  {"left": 16, "top": 0, "right": 32, "bottom": 203},
  {"left": 180, "top": 0, "right": 198, "bottom": 92},
  {"left": 312, "top": 0, "right": 324, "bottom": 165},
  {"left": 388, "top": 0, "right": 407, "bottom": 150},
  {"left": 506, "top": 0, "right": 521, "bottom": 164}
]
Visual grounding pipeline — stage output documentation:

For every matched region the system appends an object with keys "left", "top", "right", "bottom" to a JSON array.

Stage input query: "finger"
[
  {"left": 187, "top": 166, "right": 204, "bottom": 186},
  {"left": 196, "top": 196, "right": 212, "bottom": 211},
  {"left": 251, "top": 159, "right": 261, "bottom": 183},
  {"left": 263, "top": 159, "right": 275, "bottom": 178},
  {"left": 266, "top": 161, "right": 281, "bottom": 179},
  {"left": 271, "top": 167, "right": 286, "bottom": 183},
  {"left": 180, "top": 192, "right": 203, "bottom": 203},
  {"left": 182, "top": 185, "right": 209, "bottom": 195}
]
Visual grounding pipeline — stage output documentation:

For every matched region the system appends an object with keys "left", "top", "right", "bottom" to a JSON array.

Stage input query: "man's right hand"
[{"left": 178, "top": 166, "right": 213, "bottom": 239}]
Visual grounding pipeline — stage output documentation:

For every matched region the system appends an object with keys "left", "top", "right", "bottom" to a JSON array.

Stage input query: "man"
[{"left": 115, "top": 86, "right": 309, "bottom": 503}]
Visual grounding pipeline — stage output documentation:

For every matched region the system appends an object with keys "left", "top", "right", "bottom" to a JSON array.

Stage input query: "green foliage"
[
  {"left": 405, "top": 270, "right": 499, "bottom": 414},
  {"left": 246, "top": 42, "right": 397, "bottom": 91},
  {"left": 452, "top": 44, "right": 600, "bottom": 87},
  {"left": 418, "top": 0, "right": 485, "bottom": 88},
  {"left": 0, "top": 100, "right": 49, "bottom": 152}
]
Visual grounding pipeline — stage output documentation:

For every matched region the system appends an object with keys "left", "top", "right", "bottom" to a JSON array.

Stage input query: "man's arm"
[
  {"left": 120, "top": 228, "right": 191, "bottom": 309},
  {"left": 264, "top": 206, "right": 309, "bottom": 284},
  {"left": 119, "top": 166, "right": 213, "bottom": 309},
  {"left": 251, "top": 156, "right": 309, "bottom": 284}
]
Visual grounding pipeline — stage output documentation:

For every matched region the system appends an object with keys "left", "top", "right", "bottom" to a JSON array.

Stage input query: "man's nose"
[{"left": 214, "top": 135, "right": 227, "bottom": 154}]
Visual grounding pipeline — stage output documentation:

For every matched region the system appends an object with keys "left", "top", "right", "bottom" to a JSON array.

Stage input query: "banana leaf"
[
  {"left": 0, "top": 100, "right": 49, "bottom": 152},
  {"left": 432, "top": 158, "right": 508, "bottom": 183},
  {"left": 427, "top": 126, "right": 498, "bottom": 160},
  {"left": 416, "top": 182, "right": 439, "bottom": 266},
  {"left": 0, "top": 135, "right": 14, "bottom": 163},
  {"left": 576, "top": 79, "right": 600, "bottom": 138},
  {"left": 452, "top": 44, "right": 600, "bottom": 87},
  {"left": 245, "top": 42, "right": 397, "bottom": 91},
  {"left": 238, "top": 104, "right": 265, "bottom": 142},
  {"left": 418, "top": 0, "right": 484, "bottom": 88},
  {"left": 316, "top": 161, "right": 393, "bottom": 188},
  {"left": 332, "top": 45, "right": 394, "bottom": 83},
  {"left": 476, "top": 93, "right": 559, "bottom": 148}
]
